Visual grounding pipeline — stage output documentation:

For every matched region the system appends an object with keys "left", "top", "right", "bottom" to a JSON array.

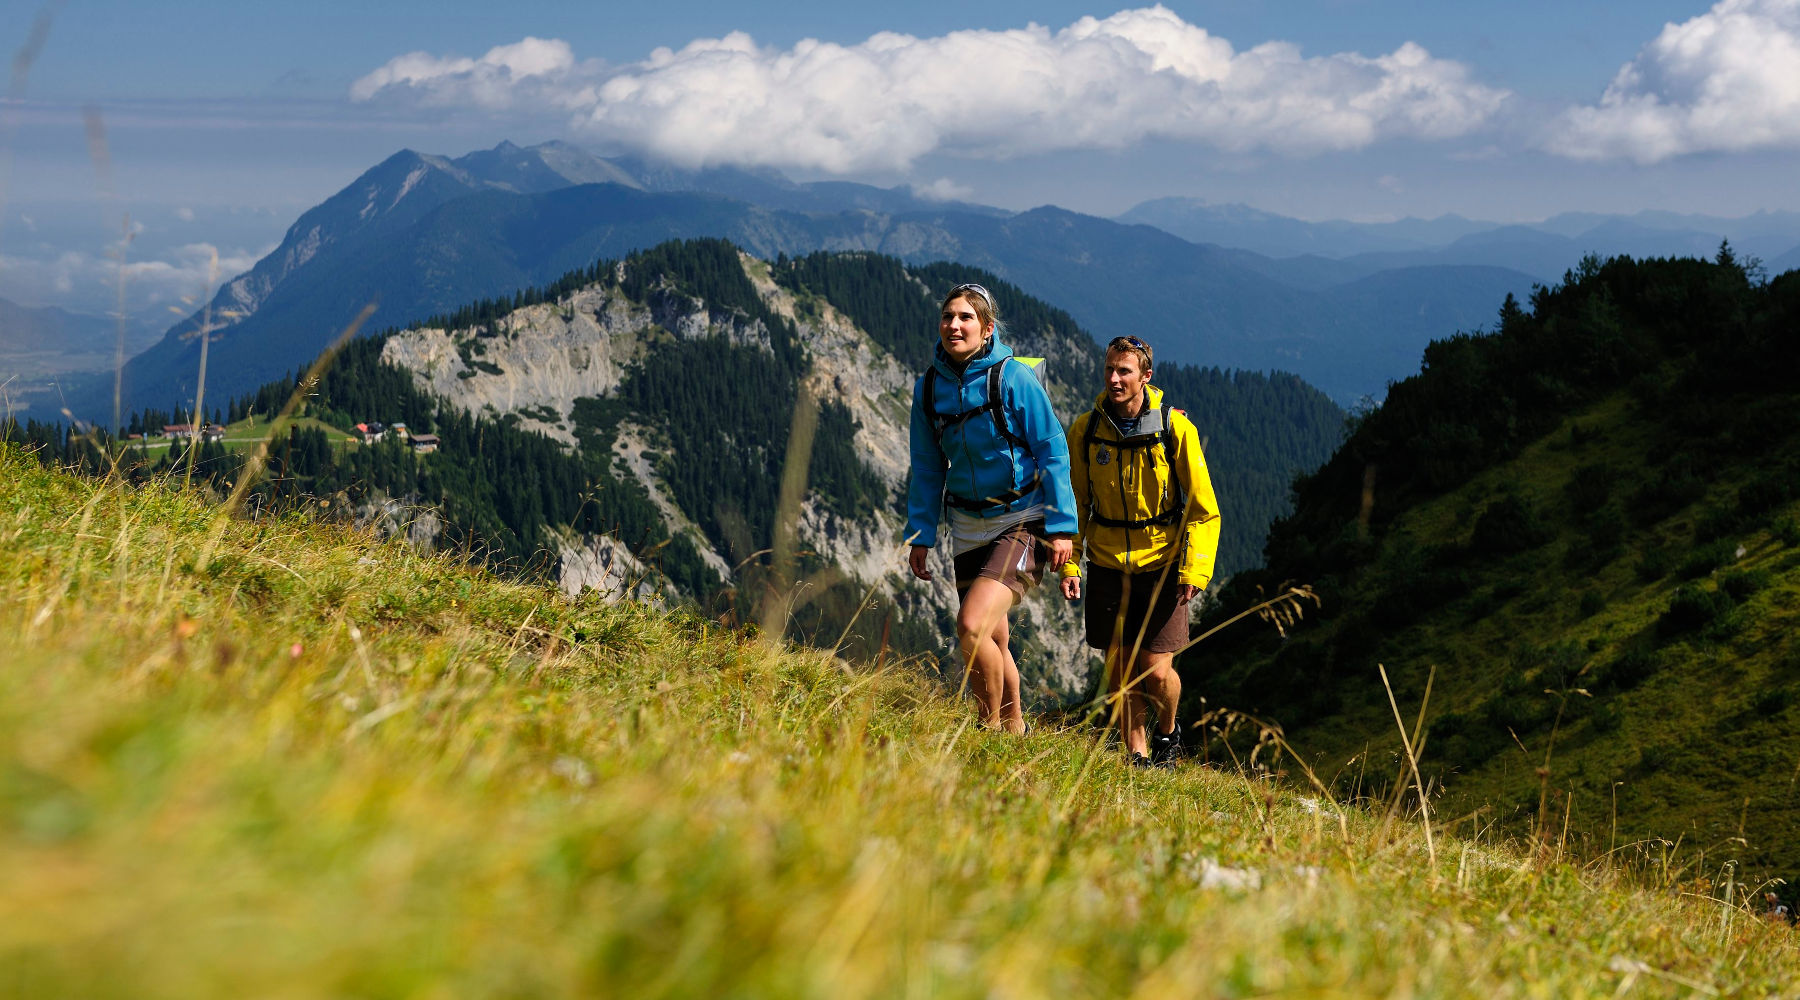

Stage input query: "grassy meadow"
[{"left": 2, "top": 441, "right": 1796, "bottom": 998}]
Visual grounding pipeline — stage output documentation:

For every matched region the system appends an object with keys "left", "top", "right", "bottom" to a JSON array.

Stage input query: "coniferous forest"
[{"left": 1197, "top": 247, "right": 1800, "bottom": 875}]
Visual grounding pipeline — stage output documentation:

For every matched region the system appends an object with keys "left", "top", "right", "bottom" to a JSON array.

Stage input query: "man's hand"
[
  {"left": 1176, "top": 583, "right": 1199, "bottom": 605},
  {"left": 1048, "top": 536, "right": 1073, "bottom": 569},
  {"left": 908, "top": 545, "right": 932, "bottom": 581},
  {"left": 1061, "top": 575, "right": 1082, "bottom": 601}
]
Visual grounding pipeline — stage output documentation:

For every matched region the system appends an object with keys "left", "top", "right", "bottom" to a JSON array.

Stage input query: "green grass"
[{"left": 2, "top": 442, "right": 1796, "bottom": 997}]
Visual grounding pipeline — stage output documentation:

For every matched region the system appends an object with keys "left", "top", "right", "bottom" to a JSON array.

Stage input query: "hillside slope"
[
  {"left": 3, "top": 445, "right": 1796, "bottom": 996},
  {"left": 1199, "top": 252, "right": 1800, "bottom": 877}
]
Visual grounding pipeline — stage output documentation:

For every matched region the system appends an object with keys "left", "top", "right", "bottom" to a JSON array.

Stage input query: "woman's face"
[
  {"left": 939, "top": 295, "right": 991, "bottom": 363},
  {"left": 1104, "top": 348, "right": 1150, "bottom": 406}
]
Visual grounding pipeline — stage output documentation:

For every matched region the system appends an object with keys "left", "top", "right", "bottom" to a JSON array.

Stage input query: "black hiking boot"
[
  {"left": 1128, "top": 752, "right": 1154, "bottom": 768},
  {"left": 1149, "top": 726, "right": 1183, "bottom": 768}
]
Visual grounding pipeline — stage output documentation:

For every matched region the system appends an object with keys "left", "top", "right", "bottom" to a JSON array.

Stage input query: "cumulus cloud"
[
  {"left": 349, "top": 36, "right": 599, "bottom": 110},
  {"left": 1548, "top": 0, "right": 1800, "bottom": 162},
  {"left": 350, "top": 7, "right": 1508, "bottom": 172}
]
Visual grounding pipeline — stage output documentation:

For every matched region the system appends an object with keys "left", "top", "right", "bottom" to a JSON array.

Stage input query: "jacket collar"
[
  {"left": 1092, "top": 383, "right": 1167, "bottom": 438},
  {"left": 933, "top": 336, "right": 1012, "bottom": 379}
]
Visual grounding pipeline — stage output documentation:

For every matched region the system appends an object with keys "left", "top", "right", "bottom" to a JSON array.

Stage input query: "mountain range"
[
  {"left": 44, "top": 140, "right": 1800, "bottom": 424},
  {"left": 1118, "top": 197, "right": 1800, "bottom": 277},
  {"left": 63, "top": 141, "right": 1529, "bottom": 418}
]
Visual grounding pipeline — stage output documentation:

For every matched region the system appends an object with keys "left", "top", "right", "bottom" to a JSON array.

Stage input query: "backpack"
[
  {"left": 1080, "top": 398, "right": 1187, "bottom": 530},
  {"left": 922, "top": 357, "right": 1049, "bottom": 513}
]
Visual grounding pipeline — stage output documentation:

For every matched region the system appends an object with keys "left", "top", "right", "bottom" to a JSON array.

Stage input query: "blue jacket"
[{"left": 905, "top": 337, "right": 1079, "bottom": 548}]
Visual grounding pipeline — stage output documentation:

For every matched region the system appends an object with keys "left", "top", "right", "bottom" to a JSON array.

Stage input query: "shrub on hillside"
[
  {"left": 1677, "top": 539, "right": 1738, "bottom": 579},
  {"left": 1470, "top": 495, "right": 1551, "bottom": 556},
  {"left": 1693, "top": 506, "right": 1743, "bottom": 543},
  {"left": 1577, "top": 590, "right": 1606, "bottom": 618},
  {"left": 1776, "top": 516, "right": 1800, "bottom": 547},
  {"left": 1753, "top": 687, "right": 1792, "bottom": 716},
  {"left": 1563, "top": 463, "right": 1618, "bottom": 514},
  {"left": 1636, "top": 545, "right": 1677, "bottom": 581},
  {"left": 1737, "top": 471, "right": 1796, "bottom": 518},
  {"left": 1582, "top": 502, "right": 1628, "bottom": 549},
  {"left": 1598, "top": 647, "right": 1661, "bottom": 692},
  {"left": 1659, "top": 583, "right": 1736, "bottom": 637},
  {"left": 1719, "top": 569, "right": 1770, "bottom": 602},
  {"left": 1628, "top": 455, "right": 1706, "bottom": 525},
  {"left": 1589, "top": 699, "right": 1622, "bottom": 733}
]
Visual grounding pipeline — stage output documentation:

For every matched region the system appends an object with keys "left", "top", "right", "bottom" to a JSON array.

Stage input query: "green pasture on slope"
[
  {"left": 120, "top": 414, "right": 362, "bottom": 456},
  {"left": 1, "top": 444, "right": 1795, "bottom": 998}
]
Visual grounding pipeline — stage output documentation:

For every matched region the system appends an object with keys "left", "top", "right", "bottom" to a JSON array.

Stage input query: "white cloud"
[
  {"left": 1547, "top": 0, "right": 1800, "bottom": 162},
  {"left": 911, "top": 178, "right": 974, "bottom": 202},
  {"left": 350, "top": 7, "right": 1508, "bottom": 173},
  {"left": 349, "top": 37, "right": 598, "bottom": 110}
]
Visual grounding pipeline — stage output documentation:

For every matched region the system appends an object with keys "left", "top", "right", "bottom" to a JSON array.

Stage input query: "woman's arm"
[
  {"left": 904, "top": 375, "right": 947, "bottom": 549},
  {"left": 1007, "top": 362, "right": 1079, "bottom": 538}
]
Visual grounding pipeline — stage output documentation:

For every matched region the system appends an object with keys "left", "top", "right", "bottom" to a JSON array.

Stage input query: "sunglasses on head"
[
  {"left": 1108, "top": 336, "right": 1148, "bottom": 351},
  {"left": 949, "top": 282, "right": 995, "bottom": 311}
]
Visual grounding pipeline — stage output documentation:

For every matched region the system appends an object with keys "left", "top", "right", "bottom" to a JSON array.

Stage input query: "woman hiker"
[
  {"left": 906, "top": 283, "right": 1078, "bottom": 734},
  {"left": 1059, "top": 335, "right": 1221, "bottom": 766}
]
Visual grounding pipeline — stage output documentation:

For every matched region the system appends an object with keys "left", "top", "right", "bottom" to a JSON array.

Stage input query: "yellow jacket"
[{"left": 1064, "top": 384, "right": 1221, "bottom": 588}]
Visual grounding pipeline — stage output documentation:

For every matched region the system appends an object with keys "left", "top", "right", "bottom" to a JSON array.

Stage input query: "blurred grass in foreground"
[{"left": 0, "top": 443, "right": 1794, "bottom": 998}]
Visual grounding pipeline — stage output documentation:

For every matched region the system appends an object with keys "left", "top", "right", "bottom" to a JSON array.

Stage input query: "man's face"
[{"left": 1104, "top": 349, "right": 1149, "bottom": 406}]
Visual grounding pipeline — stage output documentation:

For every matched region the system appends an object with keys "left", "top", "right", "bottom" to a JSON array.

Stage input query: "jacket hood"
[{"left": 933, "top": 335, "right": 1013, "bottom": 378}]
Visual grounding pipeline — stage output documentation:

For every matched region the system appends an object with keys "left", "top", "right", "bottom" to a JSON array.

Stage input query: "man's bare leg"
[{"left": 1140, "top": 651, "right": 1181, "bottom": 736}]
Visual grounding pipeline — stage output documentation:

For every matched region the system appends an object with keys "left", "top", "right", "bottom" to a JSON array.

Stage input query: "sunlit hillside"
[
  {"left": 3, "top": 445, "right": 1796, "bottom": 997},
  {"left": 1202, "top": 251, "right": 1800, "bottom": 882}
]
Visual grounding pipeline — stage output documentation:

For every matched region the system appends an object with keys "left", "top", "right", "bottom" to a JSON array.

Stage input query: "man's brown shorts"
[
  {"left": 953, "top": 520, "right": 1047, "bottom": 597},
  {"left": 1084, "top": 564, "right": 1190, "bottom": 654}
]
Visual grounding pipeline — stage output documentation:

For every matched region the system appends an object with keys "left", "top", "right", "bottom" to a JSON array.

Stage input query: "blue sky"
[{"left": 5, "top": 1, "right": 1799, "bottom": 317}]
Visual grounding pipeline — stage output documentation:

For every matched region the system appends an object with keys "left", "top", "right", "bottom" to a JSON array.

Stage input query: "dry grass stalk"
[{"left": 1379, "top": 662, "right": 1438, "bottom": 878}]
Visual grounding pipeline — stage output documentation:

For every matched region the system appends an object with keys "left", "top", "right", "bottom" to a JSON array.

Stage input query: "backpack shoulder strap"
[
  {"left": 988, "top": 361, "right": 1030, "bottom": 451},
  {"left": 1082, "top": 405, "right": 1107, "bottom": 446}
]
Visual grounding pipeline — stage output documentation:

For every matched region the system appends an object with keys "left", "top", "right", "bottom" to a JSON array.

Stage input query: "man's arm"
[{"left": 1172, "top": 412, "right": 1221, "bottom": 591}]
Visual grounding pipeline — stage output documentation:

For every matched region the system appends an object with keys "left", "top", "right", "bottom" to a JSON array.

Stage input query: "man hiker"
[{"left": 1060, "top": 335, "right": 1221, "bottom": 766}]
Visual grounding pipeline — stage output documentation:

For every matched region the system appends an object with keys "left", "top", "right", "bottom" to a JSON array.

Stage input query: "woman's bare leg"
[
  {"left": 957, "top": 578, "right": 1017, "bottom": 728},
  {"left": 997, "top": 618, "right": 1025, "bottom": 733}
]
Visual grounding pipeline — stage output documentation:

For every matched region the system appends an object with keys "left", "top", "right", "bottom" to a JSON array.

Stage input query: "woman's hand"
[
  {"left": 1176, "top": 584, "right": 1199, "bottom": 605},
  {"left": 908, "top": 545, "right": 932, "bottom": 581},
  {"left": 1048, "top": 536, "right": 1073, "bottom": 569},
  {"left": 1061, "top": 575, "right": 1082, "bottom": 601}
]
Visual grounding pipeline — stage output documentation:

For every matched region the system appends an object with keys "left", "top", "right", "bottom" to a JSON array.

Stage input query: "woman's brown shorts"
[
  {"left": 953, "top": 521, "right": 1047, "bottom": 597},
  {"left": 1083, "top": 564, "right": 1190, "bottom": 654}
]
